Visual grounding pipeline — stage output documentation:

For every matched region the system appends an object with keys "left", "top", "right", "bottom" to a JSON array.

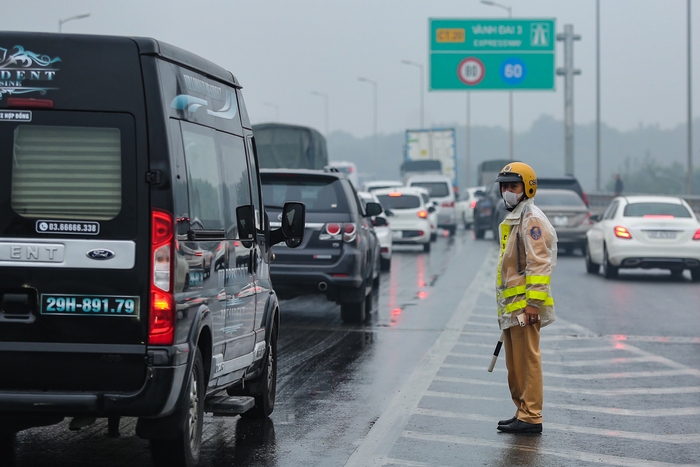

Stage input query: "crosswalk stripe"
[
  {"left": 424, "top": 391, "right": 700, "bottom": 417},
  {"left": 432, "top": 376, "right": 700, "bottom": 396},
  {"left": 441, "top": 363, "right": 700, "bottom": 380},
  {"left": 413, "top": 408, "right": 700, "bottom": 443},
  {"left": 401, "top": 431, "right": 699, "bottom": 467},
  {"left": 448, "top": 352, "right": 664, "bottom": 367}
]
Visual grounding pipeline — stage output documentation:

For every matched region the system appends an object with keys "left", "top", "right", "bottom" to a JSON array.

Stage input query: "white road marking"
[
  {"left": 432, "top": 376, "right": 700, "bottom": 396},
  {"left": 424, "top": 391, "right": 700, "bottom": 417},
  {"left": 414, "top": 408, "right": 700, "bottom": 444},
  {"left": 401, "top": 431, "right": 699, "bottom": 467},
  {"left": 344, "top": 251, "right": 494, "bottom": 467},
  {"left": 441, "top": 363, "right": 700, "bottom": 379}
]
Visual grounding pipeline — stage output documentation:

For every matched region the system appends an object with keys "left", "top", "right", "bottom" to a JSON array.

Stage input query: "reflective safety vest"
[{"left": 496, "top": 199, "right": 557, "bottom": 330}]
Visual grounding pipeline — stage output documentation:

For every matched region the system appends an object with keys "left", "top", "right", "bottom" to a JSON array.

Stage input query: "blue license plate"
[{"left": 41, "top": 294, "right": 140, "bottom": 316}]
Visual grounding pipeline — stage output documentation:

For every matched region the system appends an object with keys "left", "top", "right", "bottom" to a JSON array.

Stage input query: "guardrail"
[{"left": 587, "top": 192, "right": 700, "bottom": 216}]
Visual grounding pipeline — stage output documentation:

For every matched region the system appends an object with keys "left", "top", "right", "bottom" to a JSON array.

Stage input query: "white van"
[{"left": 406, "top": 175, "right": 457, "bottom": 236}]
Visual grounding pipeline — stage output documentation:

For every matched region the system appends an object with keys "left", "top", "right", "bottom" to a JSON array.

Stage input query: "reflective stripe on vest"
[
  {"left": 502, "top": 294, "right": 554, "bottom": 314},
  {"left": 497, "top": 223, "right": 511, "bottom": 287},
  {"left": 526, "top": 275, "right": 550, "bottom": 285}
]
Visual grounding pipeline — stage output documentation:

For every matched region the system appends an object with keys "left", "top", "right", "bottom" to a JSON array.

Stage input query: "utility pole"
[
  {"left": 687, "top": 0, "right": 693, "bottom": 195},
  {"left": 466, "top": 93, "right": 471, "bottom": 186},
  {"left": 596, "top": 0, "right": 601, "bottom": 191},
  {"left": 556, "top": 25, "right": 581, "bottom": 176}
]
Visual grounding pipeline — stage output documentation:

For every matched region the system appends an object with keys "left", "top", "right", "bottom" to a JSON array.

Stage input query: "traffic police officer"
[{"left": 494, "top": 162, "right": 557, "bottom": 434}]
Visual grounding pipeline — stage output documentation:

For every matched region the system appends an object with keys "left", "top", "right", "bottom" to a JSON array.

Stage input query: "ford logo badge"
[{"left": 86, "top": 249, "right": 115, "bottom": 260}]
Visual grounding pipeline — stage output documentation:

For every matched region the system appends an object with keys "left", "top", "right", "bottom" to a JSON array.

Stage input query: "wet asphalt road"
[{"left": 5, "top": 228, "right": 700, "bottom": 466}]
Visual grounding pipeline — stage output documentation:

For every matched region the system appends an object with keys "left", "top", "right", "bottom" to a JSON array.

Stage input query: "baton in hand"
[{"left": 487, "top": 331, "right": 505, "bottom": 372}]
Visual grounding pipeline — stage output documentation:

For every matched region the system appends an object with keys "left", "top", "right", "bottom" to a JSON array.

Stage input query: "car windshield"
[
  {"left": 535, "top": 191, "right": 585, "bottom": 207},
  {"left": 623, "top": 202, "right": 691, "bottom": 218},
  {"left": 262, "top": 177, "right": 349, "bottom": 213},
  {"left": 377, "top": 194, "right": 421, "bottom": 209},
  {"left": 410, "top": 182, "right": 450, "bottom": 197}
]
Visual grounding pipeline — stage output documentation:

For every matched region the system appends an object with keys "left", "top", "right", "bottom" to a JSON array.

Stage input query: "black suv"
[
  {"left": 261, "top": 169, "right": 383, "bottom": 323},
  {"left": 474, "top": 175, "right": 588, "bottom": 240}
]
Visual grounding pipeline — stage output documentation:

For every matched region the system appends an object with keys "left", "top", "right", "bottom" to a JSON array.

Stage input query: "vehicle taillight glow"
[
  {"left": 470, "top": 200, "right": 477, "bottom": 209},
  {"left": 442, "top": 201, "right": 455, "bottom": 208},
  {"left": 417, "top": 210, "right": 428, "bottom": 218},
  {"left": 388, "top": 192, "right": 402, "bottom": 197},
  {"left": 150, "top": 209, "right": 174, "bottom": 345},
  {"left": 614, "top": 226, "right": 632, "bottom": 239},
  {"left": 343, "top": 223, "right": 357, "bottom": 243},
  {"left": 7, "top": 97, "right": 54, "bottom": 109},
  {"left": 326, "top": 223, "right": 341, "bottom": 235},
  {"left": 693, "top": 229, "right": 700, "bottom": 240}
]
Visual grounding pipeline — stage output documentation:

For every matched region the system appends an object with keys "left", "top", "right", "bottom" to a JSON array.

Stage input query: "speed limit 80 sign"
[{"left": 430, "top": 18, "right": 555, "bottom": 91}]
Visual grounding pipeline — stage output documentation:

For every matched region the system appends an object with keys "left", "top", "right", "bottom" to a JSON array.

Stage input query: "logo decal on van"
[
  {"left": 0, "top": 46, "right": 61, "bottom": 100},
  {"left": 86, "top": 249, "right": 115, "bottom": 260}
]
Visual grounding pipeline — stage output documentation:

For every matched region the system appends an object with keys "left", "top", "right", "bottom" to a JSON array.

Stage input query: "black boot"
[{"left": 497, "top": 419, "right": 542, "bottom": 433}]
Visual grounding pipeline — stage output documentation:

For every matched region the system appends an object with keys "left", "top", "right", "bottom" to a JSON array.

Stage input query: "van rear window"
[
  {"left": 11, "top": 126, "right": 122, "bottom": 220},
  {"left": 410, "top": 182, "right": 450, "bottom": 197}
]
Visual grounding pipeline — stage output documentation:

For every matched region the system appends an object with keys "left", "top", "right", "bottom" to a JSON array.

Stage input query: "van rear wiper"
[{"left": 187, "top": 229, "right": 226, "bottom": 241}]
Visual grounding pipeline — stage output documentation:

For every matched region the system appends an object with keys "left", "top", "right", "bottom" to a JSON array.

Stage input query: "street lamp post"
[
  {"left": 400, "top": 60, "right": 424, "bottom": 129},
  {"left": 310, "top": 91, "right": 329, "bottom": 136},
  {"left": 481, "top": 1, "right": 513, "bottom": 161},
  {"left": 358, "top": 77, "right": 378, "bottom": 163},
  {"left": 264, "top": 102, "right": 280, "bottom": 121},
  {"left": 58, "top": 13, "right": 90, "bottom": 33},
  {"left": 687, "top": 0, "right": 693, "bottom": 195}
]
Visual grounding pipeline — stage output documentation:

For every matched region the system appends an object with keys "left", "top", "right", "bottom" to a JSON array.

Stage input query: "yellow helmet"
[{"left": 495, "top": 162, "right": 538, "bottom": 198}]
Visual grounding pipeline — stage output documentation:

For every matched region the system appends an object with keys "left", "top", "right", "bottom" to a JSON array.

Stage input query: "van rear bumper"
[{"left": 0, "top": 363, "right": 187, "bottom": 418}]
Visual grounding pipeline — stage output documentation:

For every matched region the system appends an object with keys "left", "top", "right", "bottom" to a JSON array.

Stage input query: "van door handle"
[{"left": 248, "top": 250, "right": 257, "bottom": 275}]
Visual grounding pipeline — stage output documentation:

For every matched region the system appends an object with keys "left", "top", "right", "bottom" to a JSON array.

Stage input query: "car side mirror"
[
  {"left": 475, "top": 190, "right": 485, "bottom": 197},
  {"left": 364, "top": 201, "right": 383, "bottom": 217},
  {"left": 270, "top": 202, "right": 306, "bottom": 248},
  {"left": 589, "top": 213, "right": 600, "bottom": 223},
  {"left": 384, "top": 209, "right": 394, "bottom": 217},
  {"left": 428, "top": 206, "right": 436, "bottom": 213},
  {"left": 373, "top": 216, "right": 388, "bottom": 227}
]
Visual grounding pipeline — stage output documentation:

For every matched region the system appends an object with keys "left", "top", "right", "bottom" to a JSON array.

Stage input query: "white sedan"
[
  {"left": 357, "top": 191, "right": 393, "bottom": 271},
  {"left": 585, "top": 195, "right": 700, "bottom": 281},
  {"left": 374, "top": 187, "right": 434, "bottom": 253}
]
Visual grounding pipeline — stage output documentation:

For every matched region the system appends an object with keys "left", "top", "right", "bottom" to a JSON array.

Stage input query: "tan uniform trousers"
[{"left": 503, "top": 320, "right": 543, "bottom": 424}]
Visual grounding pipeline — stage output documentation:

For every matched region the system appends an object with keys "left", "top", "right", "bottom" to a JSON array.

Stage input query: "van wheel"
[
  {"left": 341, "top": 296, "right": 366, "bottom": 323},
  {"left": 241, "top": 326, "right": 277, "bottom": 419},
  {"left": 423, "top": 242, "right": 431, "bottom": 253},
  {"left": 474, "top": 226, "right": 485, "bottom": 239},
  {"left": 150, "top": 348, "right": 204, "bottom": 467},
  {"left": 585, "top": 242, "right": 599, "bottom": 274},
  {"left": 602, "top": 245, "right": 618, "bottom": 279},
  {"left": 447, "top": 226, "right": 456, "bottom": 236}
]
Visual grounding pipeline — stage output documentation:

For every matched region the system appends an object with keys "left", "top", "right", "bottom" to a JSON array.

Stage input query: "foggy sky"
[{"left": 4, "top": 0, "right": 700, "bottom": 138}]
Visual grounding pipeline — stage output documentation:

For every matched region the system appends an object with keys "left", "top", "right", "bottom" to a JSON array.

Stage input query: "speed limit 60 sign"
[{"left": 429, "top": 18, "right": 555, "bottom": 91}]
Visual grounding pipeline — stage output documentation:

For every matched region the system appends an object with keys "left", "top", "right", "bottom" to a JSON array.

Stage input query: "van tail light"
[
  {"left": 470, "top": 200, "right": 477, "bottom": 209},
  {"left": 441, "top": 201, "right": 455, "bottom": 208},
  {"left": 149, "top": 209, "right": 175, "bottom": 345},
  {"left": 417, "top": 210, "right": 428, "bottom": 219},
  {"left": 693, "top": 229, "right": 700, "bottom": 240},
  {"left": 343, "top": 223, "right": 357, "bottom": 243},
  {"left": 614, "top": 226, "right": 632, "bottom": 239},
  {"left": 7, "top": 97, "right": 54, "bottom": 109},
  {"left": 326, "top": 223, "right": 341, "bottom": 236}
]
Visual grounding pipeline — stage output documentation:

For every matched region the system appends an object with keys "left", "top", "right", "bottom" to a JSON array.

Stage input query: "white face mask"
[{"left": 502, "top": 190, "right": 524, "bottom": 208}]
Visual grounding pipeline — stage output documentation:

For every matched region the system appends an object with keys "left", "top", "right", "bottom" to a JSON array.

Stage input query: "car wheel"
[
  {"left": 584, "top": 241, "right": 599, "bottom": 274},
  {"left": 448, "top": 225, "right": 456, "bottom": 236},
  {"left": 150, "top": 348, "right": 204, "bottom": 467},
  {"left": 240, "top": 325, "right": 278, "bottom": 419},
  {"left": 463, "top": 215, "right": 469, "bottom": 229},
  {"left": 430, "top": 232, "right": 437, "bottom": 242},
  {"left": 474, "top": 225, "right": 485, "bottom": 239},
  {"left": 341, "top": 297, "right": 366, "bottom": 323},
  {"left": 691, "top": 268, "right": 700, "bottom": 282},
  {"left": 380, "top": 256, "right": 391, "bottom": 271},
  {"left": 602, "top": 245, "right": 618, "bottom": 279},
  {"left": 423, "top": 241, "right": 431, "bottom": 253},
  {"left": 373, "top": 267, "right": 380, "bottom": 288}
]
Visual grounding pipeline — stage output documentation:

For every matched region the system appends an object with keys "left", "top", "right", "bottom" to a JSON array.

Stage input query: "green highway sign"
[{"left": 429, "top": 18, "right": 556, "bottom": 91}]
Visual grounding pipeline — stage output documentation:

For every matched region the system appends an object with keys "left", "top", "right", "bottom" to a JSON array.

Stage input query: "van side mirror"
[
  {"left": 270, "top": 202, "right": 306, "bottom": 248},
  {"left": 364, "top": 201, "right": 383, "bottom": 218}
]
